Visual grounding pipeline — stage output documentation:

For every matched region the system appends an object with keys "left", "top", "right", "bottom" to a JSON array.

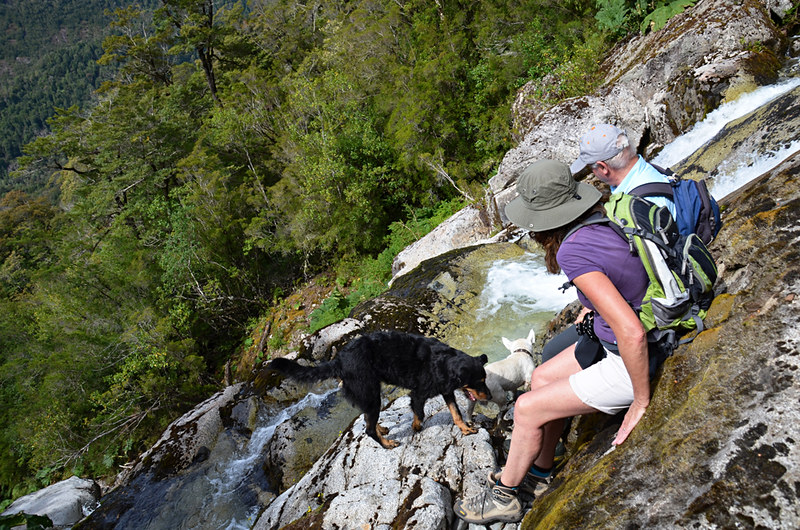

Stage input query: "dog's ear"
[
  {"left": 527, "top": 329, "right": 536, "bottom": 343},
  {"left": 501, "top": 337, "right": 512, "bottom": 350},
  {"left": 479, "top": 354, "right": 488, "bottom": 365}
]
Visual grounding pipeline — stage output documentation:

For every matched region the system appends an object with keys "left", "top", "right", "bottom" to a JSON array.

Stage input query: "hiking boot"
[
  {"left": 487, "top": 468, "right": 552, "bottom": 499},
  {"left": 453, "top": 483, "right": 524, "bottom": 524}
]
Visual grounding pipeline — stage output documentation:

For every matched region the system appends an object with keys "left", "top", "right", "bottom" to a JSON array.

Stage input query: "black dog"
[{"left": 269, "top": 331, "right": 491, "bottom": 448}]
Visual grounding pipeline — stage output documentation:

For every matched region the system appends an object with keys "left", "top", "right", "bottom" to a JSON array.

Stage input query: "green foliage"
[
  {"left": 0, "top": 0, "right": 159, "bottom": 193},
  {"left": 0, "top": 512, "right": 53, "bottom": 530},
  {"left": 595, "top": 0, "right": 631, "bottom": 34},
  {"left": 641, "top": 0, "right": 695, "bottom": 33},
  {"left": 308, "top": 289, "right": 350, "bottom": 333},
  {"left": 594, "top": 0, "right": 694, "bottom": 35},
  {"left": 267, "top": 327, "right": 286, "bottom": 351}
]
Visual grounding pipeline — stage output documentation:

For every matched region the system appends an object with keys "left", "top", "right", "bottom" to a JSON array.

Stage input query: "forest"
[
  {"left": 0, "top": 0, "right": 163, "bottom": 194},
  {"left": 0, "top": 0, "right": 702, "bottom": 506}
]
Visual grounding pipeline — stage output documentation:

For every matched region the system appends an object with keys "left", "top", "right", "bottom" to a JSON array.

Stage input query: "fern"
[
  {"left": 641, "top": 0, "right": 696, "bottom": 34},
  {"left": 595, "top": 0, "right": 631, "bottom": 34}
]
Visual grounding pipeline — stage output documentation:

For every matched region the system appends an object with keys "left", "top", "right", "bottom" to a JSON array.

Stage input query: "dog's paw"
[
  {"left": 381, "top": 438, "right": 400, "bottom": 449},
  {"left": 458, "top": 424, "right": 478, "bottom": 435}
]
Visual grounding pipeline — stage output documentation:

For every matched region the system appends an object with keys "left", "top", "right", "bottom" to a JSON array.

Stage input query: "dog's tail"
[{"left": 269, "top": 357, "right": 339, "bottom": 383}]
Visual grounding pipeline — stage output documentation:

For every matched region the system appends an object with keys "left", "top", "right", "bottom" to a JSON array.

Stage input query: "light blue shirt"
[{"left": 612, "top": 156, "right": 677, "bottom": 217}]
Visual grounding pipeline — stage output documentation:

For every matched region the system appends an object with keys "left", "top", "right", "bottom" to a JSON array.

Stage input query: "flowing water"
[
  {"left": 123, "top": 383, "right": 347, "bottom": 530},
  {"left": 199, "top": 387, "right": 340, "bottom": 530},
  {"left": 652, "top": 76, "right": 800, "bottom": 199},
  {"left": 444, "top": 251, "right": 577, "bottom": 362}
]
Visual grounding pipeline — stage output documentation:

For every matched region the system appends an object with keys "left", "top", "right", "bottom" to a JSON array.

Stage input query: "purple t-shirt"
[{"left": 556, "top": 224, "right": 648, "bottom": 344}]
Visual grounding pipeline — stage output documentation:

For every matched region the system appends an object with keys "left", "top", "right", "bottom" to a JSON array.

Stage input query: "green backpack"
[{"left": 572, "top": 192, "right": 718, "bottom": 343}]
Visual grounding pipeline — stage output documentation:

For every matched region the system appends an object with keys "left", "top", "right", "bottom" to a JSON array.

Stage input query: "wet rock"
[
  {"left": 263, "top": 386, "right": 359, "bottom": 492},
  {"left": 124, "top": 383, "right": 247, "bottom": 483}
]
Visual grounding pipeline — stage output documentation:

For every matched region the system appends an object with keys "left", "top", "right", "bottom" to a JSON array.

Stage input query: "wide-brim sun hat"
[{"left": 505, "top": 159, "right": 601, "bottom": 232}]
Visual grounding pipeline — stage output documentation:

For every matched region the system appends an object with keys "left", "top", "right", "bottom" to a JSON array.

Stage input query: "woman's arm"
[{"left": 572, "top": 270, "right": 649, "bottom": 445}]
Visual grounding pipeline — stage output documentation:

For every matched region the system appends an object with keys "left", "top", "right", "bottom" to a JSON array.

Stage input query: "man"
[{"left": 570, "top": 123, "right": 676, "bottom": 217}]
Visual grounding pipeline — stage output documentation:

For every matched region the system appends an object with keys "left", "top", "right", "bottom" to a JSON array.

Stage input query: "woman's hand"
[
  {"left": 612, "top": 400, "right": 648, "bottom": 445},
  {"left": 574, "top": 306, "right": 593, "bottom": 325}
]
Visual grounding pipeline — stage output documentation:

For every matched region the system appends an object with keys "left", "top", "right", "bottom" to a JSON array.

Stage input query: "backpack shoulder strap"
[
  {"left": 629, "top": 181, "right": 675, "bottom": 200},
  {"left": 563, "top": 211, "right": 618, "bottom": 241},
  {"left": 558, "top": 211, "right": 630, "bottom": 293},
  {"left": 649, "top": 164, "right": 674, "bottom": 176}
]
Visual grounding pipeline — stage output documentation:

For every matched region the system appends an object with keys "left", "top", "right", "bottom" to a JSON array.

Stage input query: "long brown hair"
[{"left": 532, "top": 203, "right": 606, "bottom": 274}]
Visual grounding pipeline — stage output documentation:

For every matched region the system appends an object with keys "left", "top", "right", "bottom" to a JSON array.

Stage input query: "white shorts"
[{"left": 569, "top": 349, "right": 634, "bottom": 415}]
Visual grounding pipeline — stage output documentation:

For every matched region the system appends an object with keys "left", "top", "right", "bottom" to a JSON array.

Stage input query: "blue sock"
[
  {"left": 529, "top": 464, "right": 552, "bottom": 478},
  {"left": 497, "top": 479, "right": 518, "bottom": 492}
]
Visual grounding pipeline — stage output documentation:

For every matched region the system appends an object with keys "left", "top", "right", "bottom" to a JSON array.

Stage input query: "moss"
[
  {"left": 278, "top": 493, "right": 337, "bottom": 530},
  {"left": 704, "top": 293, "right": 737, "bottom": 326},
  {"left": 743, "top": 49, "right": 783, "bottom": 84},
  {"left": 684, "top": 325, "right": 721, "bottom": 353},
  {"left": 391, "top": 481, "right": 425, "bottom": 530}
]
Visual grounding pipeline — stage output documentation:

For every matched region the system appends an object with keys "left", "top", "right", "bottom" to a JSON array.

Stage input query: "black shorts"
[{"left": 541, "top": 325, "right": 604, "bottom": 369}]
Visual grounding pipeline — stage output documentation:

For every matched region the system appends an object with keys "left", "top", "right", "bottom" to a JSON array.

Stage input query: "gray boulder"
[
  {"left": 390, "top": 204, "right": 498, "bottom": 282},
  {"left": 2, "top": 476, "right": 100, "bottom": 528}
]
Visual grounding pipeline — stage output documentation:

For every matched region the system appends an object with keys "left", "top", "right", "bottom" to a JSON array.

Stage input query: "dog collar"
[{"left": 513, "top": 348, "right": 532, "bottom": 356}]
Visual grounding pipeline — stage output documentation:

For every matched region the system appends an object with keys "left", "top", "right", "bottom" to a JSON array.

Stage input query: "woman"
[{"left": 453, "top": 159, "right": 654, "bottom": 524}]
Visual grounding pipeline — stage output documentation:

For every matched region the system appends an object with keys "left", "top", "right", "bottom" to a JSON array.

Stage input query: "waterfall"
[
  {"left": 200, "top": 387, "right": 339, "bottom": 530},
  {"left": 652, "top": 78, "right": 800, "bottom": 170},
  {"left": 652, "top": 77, "right": 800, "bottom": 199}
]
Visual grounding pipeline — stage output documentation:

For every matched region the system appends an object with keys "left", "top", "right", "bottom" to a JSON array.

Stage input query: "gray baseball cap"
[
  {"left": 504, "top": 159, "right": 601, "bottom": 232},
  {"left": 570, "top": 123, "right": 626, "bottom": 174}
]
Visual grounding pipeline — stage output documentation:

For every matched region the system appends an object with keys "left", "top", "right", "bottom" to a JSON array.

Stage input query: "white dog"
[{"left": 465, "top": 329, "right": 536, "bottom": 423}]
